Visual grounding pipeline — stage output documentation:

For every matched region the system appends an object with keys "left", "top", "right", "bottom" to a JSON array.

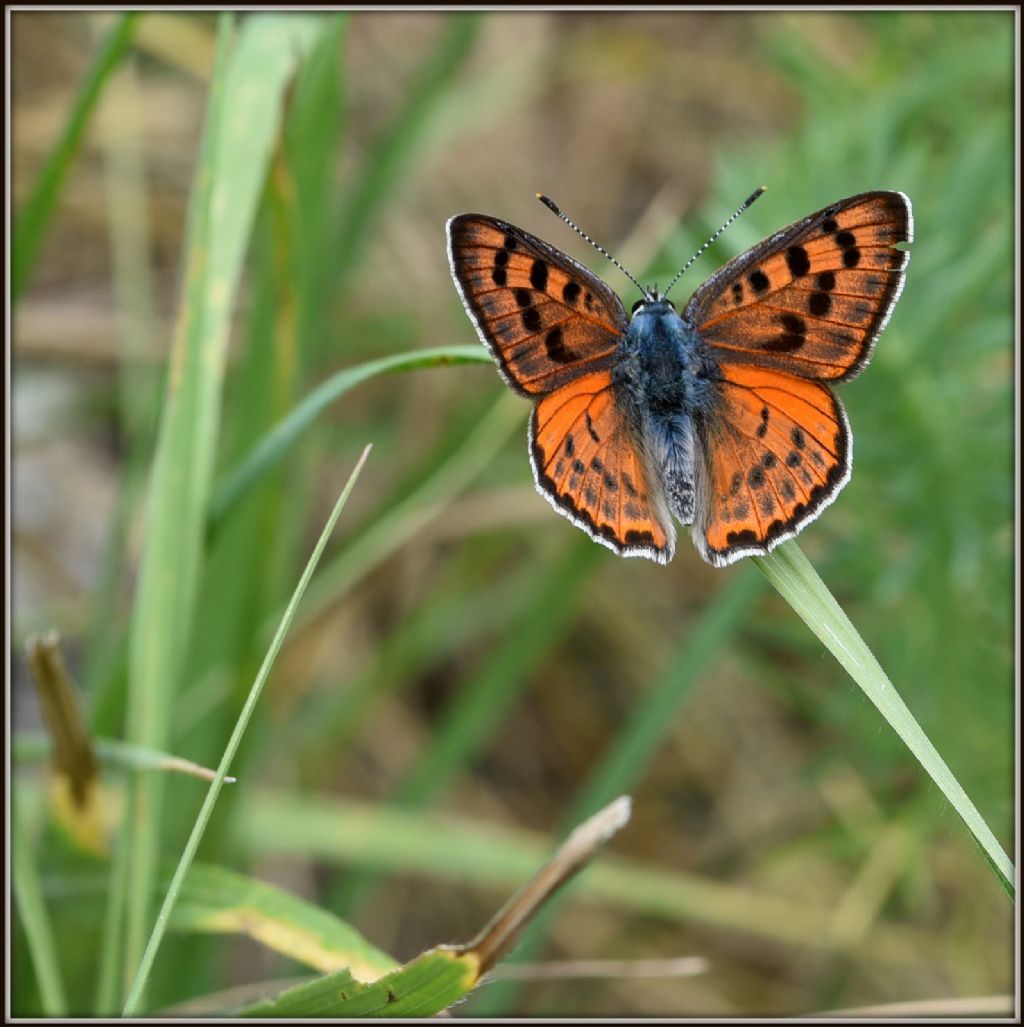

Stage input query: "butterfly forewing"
[
  {"left": 447, "top": 214, "right": 629, "bottom": 396},
  {"left": 530, "top": 370, "right": 675, "bottom": 562},
  {"left": 685, "top": 192, "right": 912, "bottom": 381}
]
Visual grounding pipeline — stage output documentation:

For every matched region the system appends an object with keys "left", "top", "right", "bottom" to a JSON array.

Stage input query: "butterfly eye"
[{"left": 631, "top": 299, "right": 645, "bottom": 314}]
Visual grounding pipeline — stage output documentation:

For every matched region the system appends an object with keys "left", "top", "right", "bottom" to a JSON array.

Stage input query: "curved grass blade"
[
  {"left": 12, "top": 13, "right": 138, "bottom": 303},
  {"left": 753, "top": 540, "right": 1014, "bottom": 898},
  {"left": 208, "top": 345, "right": 489, "bottom": 530},
  {"left": 171, "top": 863, "right": 397, "bottom": 979},
  {"left": 13, "top": 733, "right": 237, "bottom": 784},
  {"left": 121, "top": 445, "right": 372, "bottom": 1015}
]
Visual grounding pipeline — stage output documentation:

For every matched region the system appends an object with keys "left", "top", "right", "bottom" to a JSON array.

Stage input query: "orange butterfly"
[{"left": 447, "top": 191, "right": 912, "bottom": 566}]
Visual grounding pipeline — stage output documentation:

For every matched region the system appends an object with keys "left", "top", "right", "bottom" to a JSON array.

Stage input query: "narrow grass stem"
[
  {"left": 753, "top": 540, "right": 1014, "bottom": 898},
  {"left": 121, "top": 446, "right": 371, "bottom": 1016}
]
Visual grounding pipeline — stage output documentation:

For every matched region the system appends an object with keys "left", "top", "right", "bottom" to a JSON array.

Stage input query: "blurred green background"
[{"left": 11, "top": 10, "right": 1015, "bottom": 1018}]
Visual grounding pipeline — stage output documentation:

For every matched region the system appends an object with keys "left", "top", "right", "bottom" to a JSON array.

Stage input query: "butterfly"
[{"left": 446, "top": 190, "right": 912, "bottom": 567}]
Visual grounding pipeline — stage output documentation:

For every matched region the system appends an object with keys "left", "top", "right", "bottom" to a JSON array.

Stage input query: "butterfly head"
[{"left": 631, "top": 291, "right": 675, "bottom": 316}]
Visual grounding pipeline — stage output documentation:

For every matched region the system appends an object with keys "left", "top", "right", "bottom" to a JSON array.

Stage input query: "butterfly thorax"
[
  {"left": 615, "top": 300, "right": 717, "bottom": 410},
  {"left": 612, "top": 300, "right": 718, "bottom": 525}
]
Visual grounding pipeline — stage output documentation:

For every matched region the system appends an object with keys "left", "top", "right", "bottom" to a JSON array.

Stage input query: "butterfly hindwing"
[
  {"left": 685, "top": 192, "right": 912, "bottom": 381},
  {"left": 530, "top": 369, "right": 675, "bottom": 562},
  {"left": 695, "top": 363, "right": 850, "bottom": 567},
  {"left": 447, "top": 214, "right": 628, "bottom": 396}
]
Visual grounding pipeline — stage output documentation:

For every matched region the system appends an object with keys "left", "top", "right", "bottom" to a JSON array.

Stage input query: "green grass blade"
[
  {"left": 14, "top": 732, "right": 235, "bottom": 783},
  {"left": 118, "top": 14, "right": 235, "bottom": 994},
  {"left": 120, "top": 12, "right": 329, "bottom": 1003},
  {"left": 284, "top": 12, "right": 348, "bottom": 377},
  {"left": 237, "top": 949, "right": 476, "bottom": 1018},
  {"left": 121, "top": 445, "right": 372, "bottom": 1015},
  {"left": 12, "top": 12, "right": 138, "bottom": 303},
  {"left": 753, "top": 540, "right": 1014, "bottom": 898},
  {"left": 171, "top": 862, "right": 397, "bottom": 979},
  {"left": 208, "top": 345, "right": 489, "bottom": 529},
  {"left": 12, "top": 801, "right": 69, "bottom": 1016}
]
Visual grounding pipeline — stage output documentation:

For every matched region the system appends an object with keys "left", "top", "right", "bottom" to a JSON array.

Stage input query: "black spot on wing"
[
  {"left": 584, "top": 411, "right": 601, "bottom": 443},
  {"left": 726, "top": 528, "right": 758, "bottom": 545},
  {"left": 834, "top": 229, "right": 861, "bottom": 268},
  {"left": 786, "top": 245, "right": 810, "bottom": 277},
  {"left": 545, "top": 326, "right": 575, "bottom": 363},
  {"left": 530, "top": 260, "right": 548, "bottom": 291},
  {"left": 809, "top": 291, "right": 831, "bottom": 317},
  {"left": 763, "top": 313, "right": 806, "bottom": 352},
  {"left": 756, "top": 406, "right": 770, "bottom": 439}
]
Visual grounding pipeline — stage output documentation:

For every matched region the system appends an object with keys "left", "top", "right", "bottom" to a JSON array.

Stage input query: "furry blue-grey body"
[{"left": 612, "top": 299, "right": 721, "bottom": 525}]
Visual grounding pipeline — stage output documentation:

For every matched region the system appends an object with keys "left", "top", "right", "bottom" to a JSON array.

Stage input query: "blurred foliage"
[{"left": 11, "top": 10, "right": 1014, "bottom": 1018}]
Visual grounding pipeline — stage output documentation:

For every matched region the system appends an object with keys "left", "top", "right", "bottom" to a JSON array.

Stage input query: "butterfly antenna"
[
  {"left": 537, "top": 194, "right": 647, "bottom": 297},
  {"left": 662, "top": 186, "right": 767, "bottom": 300}
]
